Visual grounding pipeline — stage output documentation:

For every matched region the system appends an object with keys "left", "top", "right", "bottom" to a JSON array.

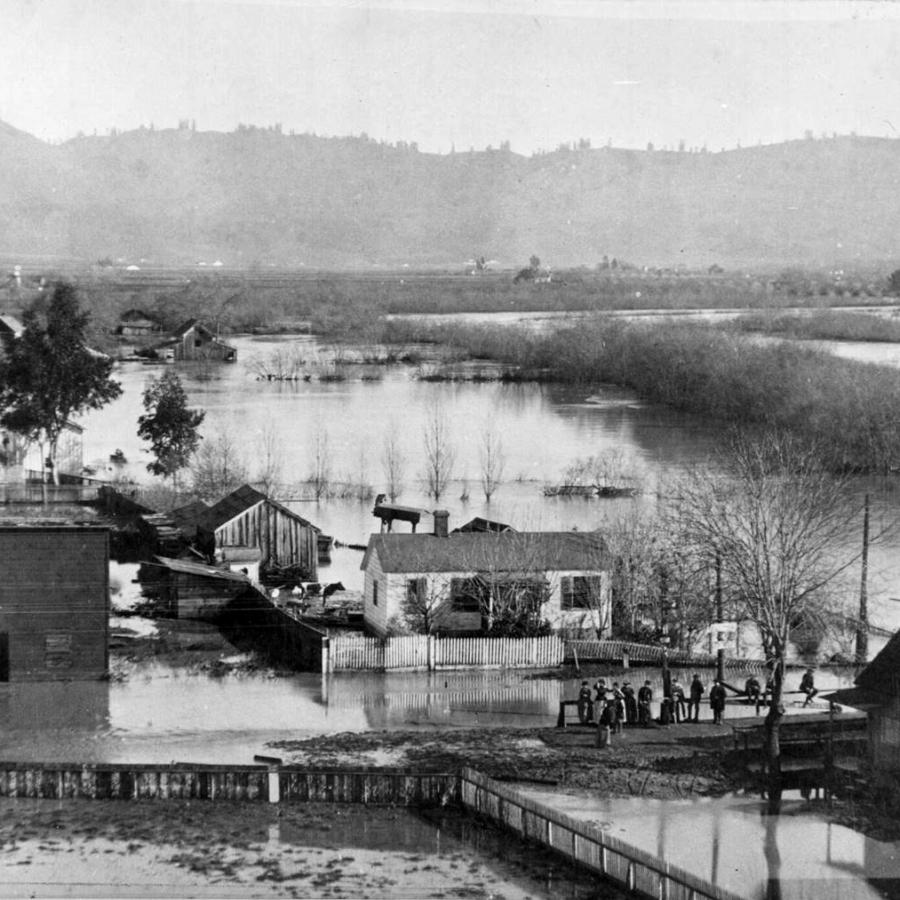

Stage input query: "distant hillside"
[{"left": 0, "top": 122, "right": 899, "bottom": 270}]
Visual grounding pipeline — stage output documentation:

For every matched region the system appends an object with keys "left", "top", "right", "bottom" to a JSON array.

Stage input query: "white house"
[{"left": 360, "top": 511, "right": 610, "bottom": 637}]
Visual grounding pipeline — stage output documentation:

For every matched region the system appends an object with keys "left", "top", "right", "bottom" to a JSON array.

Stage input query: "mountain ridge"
[{"left": 1, "top": 122, "right": 898, "bottom": 270}]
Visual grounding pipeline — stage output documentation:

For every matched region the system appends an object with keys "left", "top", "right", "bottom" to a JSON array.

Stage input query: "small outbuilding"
[
  {"left": 140, "top": 556, "right": 252, "bottom": 620},
  {"left": 163, "top": 319, "right": 237, "bottom": 362},
  {"left": 0, "top": 525, "right": 109, "bottom": 681},
  {"left": 184, "top": 484, "right": 320, "bottom": 579}
]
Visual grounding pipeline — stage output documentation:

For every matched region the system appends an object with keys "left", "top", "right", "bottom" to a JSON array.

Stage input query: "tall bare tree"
[
  {"left": 422, "top": 403, "right": 455, "bottom": 500},
  {"left": 381, "top": 423, "right": 406, "bottom": 501},
  {"left": 672, "top": 430, "right": 869, "bottom": 811},
  {"left": 254, "top": 423, "right": 284, "bottom": 498},
  {"left": 308, "top": 426, "right": 331, "bottom": 502},
  {"left": 190, "top": 428, "right": 248, "bottom": 499},
  {"left": 478, "top": 424, "right": 505, "bottom": 501}
]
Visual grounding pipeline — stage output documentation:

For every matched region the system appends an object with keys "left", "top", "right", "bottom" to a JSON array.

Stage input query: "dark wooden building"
[
  {"left": 0, "top": 525, "right": 109, "bottom": 681},
  {"left": 140, "top": 556, "right": 251, "bottom": 620},
  {"left": 186, "top": 484, "right": 320, "bottom": 578},
  {"left": 165, "top": 319, "right": 237, "bottom": 362}
]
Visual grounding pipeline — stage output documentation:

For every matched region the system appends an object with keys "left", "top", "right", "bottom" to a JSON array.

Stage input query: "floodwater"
[
  {"left": 81, "top": 331, "right": 900, "bottom": 645},
  {"left": 518, "top": 789, "right": 900, "bottom": 900},
  {"left": 0, "top": 662, "right": 857, "bottom": 764},
  {"left": 0, "top": 800, "right": 618, "bottom": 899}
]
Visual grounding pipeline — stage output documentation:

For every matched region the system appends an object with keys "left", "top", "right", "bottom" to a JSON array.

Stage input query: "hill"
[{"left": 0, "top": 123, "right": 898, "bottom": 270}]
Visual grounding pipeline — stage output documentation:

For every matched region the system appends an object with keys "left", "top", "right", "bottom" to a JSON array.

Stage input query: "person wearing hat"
[
  {"left": 709, "top": 679, "right": 727, "bottom": 725},
  {"left": 688, "top": 673, "right": 705, "bottom": 722},
  {"left": 637, "top": 680, "right": 653, "bottom": 727},
  {"left": 622, "top": 681, "right": 637, "bottom": 725},
  {"left": 577, "top": 679, "right": 594, "bottom": 723}
]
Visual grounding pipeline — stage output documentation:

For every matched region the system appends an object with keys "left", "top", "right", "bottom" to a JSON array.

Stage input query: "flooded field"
[
  {"left": 518, "top": 789, "right": 900, "bottom": 900},
  {"left": 0, "top": 799, "right": 619, "bottom": 899}
]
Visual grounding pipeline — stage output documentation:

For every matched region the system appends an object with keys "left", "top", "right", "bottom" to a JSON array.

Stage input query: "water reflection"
[{"left": 518, "top": 789, "right": 900, "bottom": 900}]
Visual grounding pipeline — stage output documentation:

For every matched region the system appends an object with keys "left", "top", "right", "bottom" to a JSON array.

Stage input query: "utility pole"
[
  {"left": 715, "top": 551, "right": 724, "bottom": 683},
  {"left": 856, "top": 493, "right": 870, "bottom": 664}
]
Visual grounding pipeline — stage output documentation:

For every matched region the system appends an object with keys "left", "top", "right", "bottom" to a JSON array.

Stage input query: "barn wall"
[{"left": 214, "top": 501, "right": 317, "bottom": 578}]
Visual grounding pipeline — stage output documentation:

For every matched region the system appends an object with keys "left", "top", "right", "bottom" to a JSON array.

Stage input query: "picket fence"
[{"left": 325, "top": 634, "right": 564, "bottom": 672}]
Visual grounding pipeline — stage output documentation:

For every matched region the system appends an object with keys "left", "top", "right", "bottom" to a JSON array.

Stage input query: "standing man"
[
  {"left": 800, "top": 669, "right": 818, "bottom": 707},
  {"left": 688, "top": 673, "right": 705, "bottom": 722},
  {"left": 710, "top": 679, "right": 727, "bottom": 725},
  {"left": 671, "top": 676, "right": 687, "bottom": 723},
  {"left": 637, "top": 680, "right": 653, "bottom": 727},
  {"left": 622, "top": 681, "right": 638, "bottom": 725}
]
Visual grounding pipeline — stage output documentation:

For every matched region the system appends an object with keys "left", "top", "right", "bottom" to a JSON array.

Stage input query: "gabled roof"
[
  {"left": 361, "top": 531, "right": 609, "bottom": 574},
  {"left": 856, "top": 629, "right": 900, "bottom": 697},
  {"left": 198, "top": 484, "right": 319, "bottom": 533},
  {"left": 171, "top": 318, "right": 206, "bottom": 338},
  {"left": 170, "top": 499, "right": 210, "bottom": 532},
  {"left": 453, "top": 517, "right": 515, "bottom": 534}
]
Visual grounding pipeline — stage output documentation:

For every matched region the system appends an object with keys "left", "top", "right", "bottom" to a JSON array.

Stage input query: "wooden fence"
[
  {"left": 565, "top": 639, "right": 766, "bottom": 671},
  {"left": 0, "top": 761, "right": 457, "bottom": 806},
  {"left": 460, "top": 768, "right": 747, "bottom": 900},
  {"left": 325, "top": 634, "right": 564, "bottom": 672}
]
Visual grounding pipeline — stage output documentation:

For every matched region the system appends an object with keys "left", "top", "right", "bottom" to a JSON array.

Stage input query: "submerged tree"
[
  {"left": 137, "top": 371, "right": 205, "bottom": 488},
  {"left": 0, "top": 282, "right": 121, "bottom": 484},
  {"left": 478, "top": 425, "right": 505, "bottom": 501},
  {"left": 422, "top": 403, "right": 455, "bottom": 500},
  {"left": 190, "top": 429, "right": 248, "bottom": 499},
  {"left": 673, "top": 430, "right": 870, "bottom": 811}
]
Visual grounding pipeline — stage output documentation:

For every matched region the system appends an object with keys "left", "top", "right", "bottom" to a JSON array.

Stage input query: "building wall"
[
  {"left": 0, "top": 527, "right": 109, "bottom": 681},
  {"left": 213, "top": 501, "right": 317, "bottom": 577},
  {"left": 871, "top": 695, "right": 900, "bottom": 771},
  {"left": 174, "top": 329, "right": 236, "bottom": 362},
  {"left": 362, "top": 560, "right": 609, "bottom": 637}
]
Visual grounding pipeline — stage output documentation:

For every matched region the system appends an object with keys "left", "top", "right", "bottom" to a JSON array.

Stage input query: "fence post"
[
  {"left": 622, "top": 649, "right": 630, "bottom": 668},
  {"left": 321, "top": 636, "right": 330, "bottom": 674},
  {"left": 428, "top": 634, "right": 435, "bottom": 671}
]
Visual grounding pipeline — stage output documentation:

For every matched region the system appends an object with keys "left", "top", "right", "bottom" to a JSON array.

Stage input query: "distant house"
[
  {"left": 360, "top": 511, "right": 610, "bottom": 637},
  {"left": 161, "top": 319, "right": 237, "bottom": 362},
  {"left": 179, "top": 484, "right": 320, "bottom": 578},
  {"left": 116, "top": 308, "right": 163, "bottom": 338},
  {"left": 830, "top": 631, "right": 900, "bottom": 772},
  {"left": 453, "top": 517, "right": 515, "bottom": 534},
  {"left": 0, "top": 525, "right": 109, "bottom": 681}
]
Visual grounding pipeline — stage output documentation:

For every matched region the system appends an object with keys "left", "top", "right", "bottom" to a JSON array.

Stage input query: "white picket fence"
[{"left": 325, "top": 634, "right": 564, "bottom": 672}]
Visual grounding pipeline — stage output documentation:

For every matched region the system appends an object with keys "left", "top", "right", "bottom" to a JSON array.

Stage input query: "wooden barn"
[
  {"left": 0, "top": 525, "right": 109, "bottom": 681},
  {"left": 116, "top": 308, "right": 163, "bottom": 338},
  {"left": 139, "top": 556, "right": 252, "bottom": 620},
  {"left": 186, "top": 484, "right": 320, "bottom": 579},
  {"left": 164, "top": 319, "right": 237, "bottom": 362}
]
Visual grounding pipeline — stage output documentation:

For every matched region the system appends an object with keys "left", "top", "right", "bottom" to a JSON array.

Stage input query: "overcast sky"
[{"left": 1, "top": 0, "right": 899, "bottom": 154}]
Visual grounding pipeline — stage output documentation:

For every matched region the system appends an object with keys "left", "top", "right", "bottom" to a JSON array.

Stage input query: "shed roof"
[
  {"left": 150, "top": 556, "right": 250, "bottom": 583},
  {"left": 0, "top": 314, "right": 23, "bottom": 336},
  {"left": 856, "top": 629, "right": 900, "bottom": 696},
  {"left": 198, "top": 484, "right": 319, "bottom": 533},
  {"left": 362, "top": 531, "right": 609, "bottom": 574}
]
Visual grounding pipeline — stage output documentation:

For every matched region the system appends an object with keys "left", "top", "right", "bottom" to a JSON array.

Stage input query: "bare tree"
[
  {"left": 381, "top": 423, "right": 405, "bottom": 501},
  {"left": 479, "top": 424, "right": 505, "bottom": 501},
  {"left": 254, "top": 423, "right": 284, "bottom": 498},
  {"left": 672, "top": 430, "right": 871, "bottom": 811},
  {"left": 308, "top": 426, "right": 331, "bottom": 502},
  {"left": 190, "top": 429, "right": 248, "bottom": 499},
  {"left": 422, "top": 403, "right": 455, "bottom": 500}
]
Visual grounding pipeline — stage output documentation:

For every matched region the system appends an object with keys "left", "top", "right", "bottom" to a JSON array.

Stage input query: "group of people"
[
  {"left": 576, "top": 672, "right": 731, "bottom": 728},
  {"left": 577, "top": 667, "right": 822, "bottom": 733}
]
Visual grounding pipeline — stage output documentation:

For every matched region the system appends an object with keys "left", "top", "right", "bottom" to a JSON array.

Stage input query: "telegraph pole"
[
  {"left": 715, "top": 551, "right": 724, "bottom": 683},
  {"left": 856, "top": 493, "right": 870, "bottom": 664}
]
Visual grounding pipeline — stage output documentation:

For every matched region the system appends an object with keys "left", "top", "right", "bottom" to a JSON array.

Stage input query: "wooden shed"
[
  {"left": 189, "top": 484, "right": 319, "bottom": 579},
  {"left": 140, "top": 556, "right": 252, "bottom": 620},
  {"left": 164, "top": 319, "right": 237, "bottom": 362}
]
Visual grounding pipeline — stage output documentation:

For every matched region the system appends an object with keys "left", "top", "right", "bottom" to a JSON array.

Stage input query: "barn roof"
[
  {"left": 149, "top": 555, "right": 250, "bottom": 583},
  {"left": 856, "top": 629, "right": 900, "bottom": 697},
  {"left": 199, "top": 484, "right": 319, "bottom": 533},
  {"left": 362, "top": 530, "right": 609, "bottom": 574}
]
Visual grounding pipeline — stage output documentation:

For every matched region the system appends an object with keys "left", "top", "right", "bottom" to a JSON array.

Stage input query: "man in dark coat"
[
  {"left": 709, "top": 679, "right": 727, "bottom": 725},
  {"left": 688, "top": 673, "right": 705, "bottom": 722},
  {"left": 622, "top": 682, "right": 638, "bottom": 725},
  {"left": 637, "top": 680, "right": 653, "bottom": 727}
]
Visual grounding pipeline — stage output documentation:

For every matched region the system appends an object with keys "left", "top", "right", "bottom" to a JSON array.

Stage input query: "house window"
[
  {"left": 194, "top": 339, "right": 202, "bottom": 348},
  {"left": 450, "top": 577, "right": 481, "bottom": 613},
  {"left": 561, "top": 575, "right": 603, "bottom": 610},
  {"left": 406, "top": 577, "right": 427, "bottom": 606},
  {"left": 372, "top": 582, "right": 379, "bottom": 607}
]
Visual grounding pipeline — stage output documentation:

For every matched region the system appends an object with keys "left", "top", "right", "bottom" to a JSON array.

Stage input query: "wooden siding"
[
  {"left": 214, "top": 500, "right": 317, "bottom": 578},
  {"left": 871, "top": 695, "right": 900, "bottom": 771},
  {"left": 0, "top": 527, "right": 109, "bottom": 681}
]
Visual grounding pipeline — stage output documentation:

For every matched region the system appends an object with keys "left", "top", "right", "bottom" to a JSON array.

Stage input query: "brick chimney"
[{"left": 433, "top": 510, "right": 450, "bottom": 538}]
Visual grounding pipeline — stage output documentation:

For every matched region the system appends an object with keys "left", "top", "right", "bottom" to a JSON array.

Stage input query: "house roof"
[
  {"left": 856, "top": 629, "right": 900, "bottom": 696},
  {"left": 453, "top": 517, "right": 515, "bottom": 534},
  {"left": 170, "top": 499, "right": 210, "bottom": 532},
  {"left": 0, "top": 314, "right": 23, "bottom": 336},
  {"left": 361, "top": 530, "right": 609, "bottom": 574},
  {"left": 198, "top": 484, "right": 319, "bottom": 533}
]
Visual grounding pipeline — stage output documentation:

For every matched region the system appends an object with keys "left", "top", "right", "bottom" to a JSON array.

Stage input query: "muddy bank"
[{"left": 270, "top": 723, "right": 744, "bottom": 800}]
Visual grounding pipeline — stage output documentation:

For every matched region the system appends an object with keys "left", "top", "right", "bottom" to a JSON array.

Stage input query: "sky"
[{"left": 1, "top": 0, "right": 900, "bottom": 154}]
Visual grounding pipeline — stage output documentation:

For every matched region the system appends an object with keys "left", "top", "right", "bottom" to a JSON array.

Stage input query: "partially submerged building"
[
  {"left": 140, "top": 556, "right": 252, "bottom": 620},
  {"left": 161, "top": 319, "right": 237, "bottom": 362},
  {"left": 360, "top": 511, "right": 610, "bottom": 637},
  {"left": 0, "top": 524, "right": 109, "bottom": 681}
]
